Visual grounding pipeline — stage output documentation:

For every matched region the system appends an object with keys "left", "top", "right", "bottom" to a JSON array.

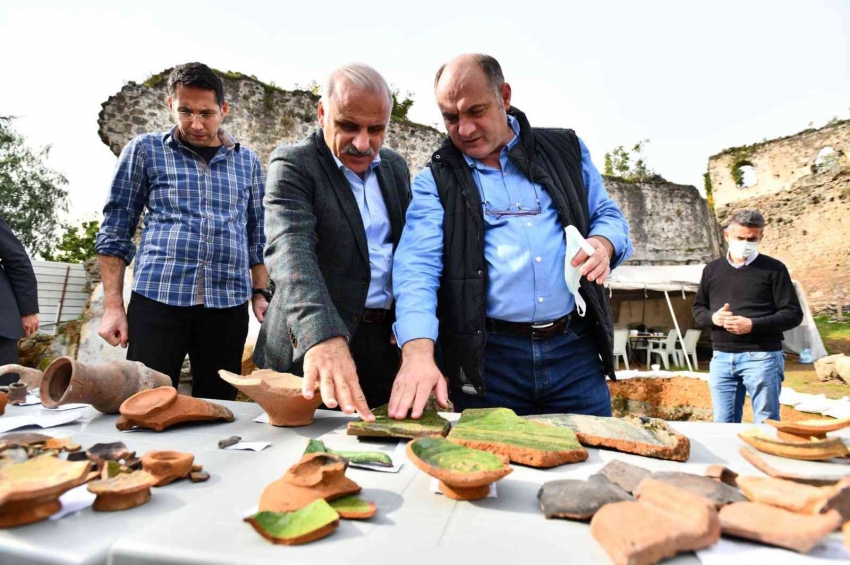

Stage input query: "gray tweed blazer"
[{"left": 253, "top": 130, "right": 411, "bottom": 371}]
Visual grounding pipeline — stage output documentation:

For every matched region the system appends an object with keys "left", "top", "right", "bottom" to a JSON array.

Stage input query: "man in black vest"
[{"left": 389, "top": 54, "right": 633, "bottom": 418}]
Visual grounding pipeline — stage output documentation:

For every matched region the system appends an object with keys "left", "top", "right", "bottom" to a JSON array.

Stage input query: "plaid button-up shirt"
[{"left": 95, "top": 127, "right": 265, "bottom": 308}]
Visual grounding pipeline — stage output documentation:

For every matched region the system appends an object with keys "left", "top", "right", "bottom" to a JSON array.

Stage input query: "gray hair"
[
  {"left": 726, "top": 209, "right": 765, "bottom": 230},
  {"left": 321, "top": 63, "right": 392, "bottom": 116},
  {"left": 434, "top": 54, "right": 505, "bottom": 96}
]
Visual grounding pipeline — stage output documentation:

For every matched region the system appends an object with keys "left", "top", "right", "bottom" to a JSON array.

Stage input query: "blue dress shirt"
[
  {"left": 393, "top": 115, "right": 633, "bottom": 347},
  {"left": 332, "top": 153, "right": 394, "bottom": 309}
]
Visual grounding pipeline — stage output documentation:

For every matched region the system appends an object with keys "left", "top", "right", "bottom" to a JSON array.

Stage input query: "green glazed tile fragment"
[
  {"left": 246, "top": 499, "right": 340, "bottom": 545},
  {"left": 304, "top": 439, "right": 392, "bottom": 467},
  {"left": 328, "top": 495, "right": 377, "bottom": 518},
  {"left": 409, "top": 437, "right": 505, "bottom": 473},
  {"left": 347, "top": 404, "right": 451, "bottom": 439}
]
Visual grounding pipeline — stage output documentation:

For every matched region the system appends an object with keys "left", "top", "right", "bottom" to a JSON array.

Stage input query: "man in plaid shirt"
[{"left": 95, "top": 63, "right": 268, "bottom": 400}]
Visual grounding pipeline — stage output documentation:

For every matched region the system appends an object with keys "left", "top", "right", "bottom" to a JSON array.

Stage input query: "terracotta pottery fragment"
[
  {"left": 766, "top": 416, "right": 850, "bottom": 436},
  {"left": 821, "top": 482, "right": 850, "bottom": 520},
  {"left": 0, "top": 364, "right": 44, "bottom": 390},
  {"left": 305, "top": 438, "right": 393, "bottom": 467},
  {"left": 190, "top": 471, "right": 210, "bottom": 483},
  {"left": 740, "top": 447, "right": 846, "bottom": 487},
  {"left": 87, "top": 442, "right": 135, "bottom": 470},
  {"left": 776, "top": 430, "right": 828, "bottom": 443},
  {"left": 7, "top": 382, "right": 27, "bottom": 405},
  {"left": 843, "top": 521, "right": 850, "bottom": 555},
  {"left": 87, "top": 471, "right": 157, "bottom": 511},
  {"left": 191, "top": 463, "right": 203, "bottom": 472},
  {"left": 347, "top": 404, "right": 451, "bottom": 439},
  {"left": 591, "top": 478, "right": 720, "bottom": 565},
  {"left": 738, "top": 428, "right": 848, "bottom": 461},
  {"left": 259, "top": 453, "right": 362, "bottom": 513},
  {"left": 447, "top": 408, "right": 587, "bottom": 468},
  {"left": 116, "top": 386, "right": 234, "bottom": 432},
  {"left": 218, "top": 369, "right": 322, "bottom": 426},
  {"left": 538, "top": 477, "right": 632, "bottom": 520},
  {"left": 41, "top": 356, "right": 171, "bottom": 413},
  {"left": 597, "top": 460, "right": 652, "bottom": 494},
  {"left": 141, "top": 450, "right": 195, "bottom": 486},
  {"left": 719, "top": 501, "right": 842, "bottom": 553},
  {"left": 0, "top": 391, "right": 6, "bottom": 416},
  {"left": 406, "top": 437, "right": 512, "bottom": 501},
  {"left": 736, "top": 475, "right": 829, "bottom": 514},
  {"left": 527, "top": 413, "right": 690, "bottom": 462},
  {"left": 218, "top": 436, "right": 241, "bottom": 449},
  {"left": 0, "top": 432, "right": 52, "bottom": 450},
  {"left": 645, "top": 471, "right": 747, "bottom": 508},
  {"left": 705, "top": 465, "right": 739, "bottom": 487},
  {"left": 246, "top": 499, "right": 340, "bottom": 546},
  {"left": 328, "top": 495, "right": 377, "bottom": 519},
  {"left": 0, "top": 454, "right": 91, "bottom": 527}
]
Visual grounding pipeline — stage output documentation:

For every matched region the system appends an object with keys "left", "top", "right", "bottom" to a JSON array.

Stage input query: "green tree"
[
  {"left": 603, "top": 139, "right": 654, "bottom": 182},
  {"left": 0, "top": 117, "right": 69, "bottom": 257},
  {"left": 41, "top": 218, "right": 99, "bottom": 264},
  {"left": 391, "top": 89, "right": 415, "bottom": 121}
]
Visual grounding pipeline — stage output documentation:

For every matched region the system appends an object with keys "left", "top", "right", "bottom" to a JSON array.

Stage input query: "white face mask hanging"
[{"left": 564, "top": 225, "right": 595, "bottom": 317}]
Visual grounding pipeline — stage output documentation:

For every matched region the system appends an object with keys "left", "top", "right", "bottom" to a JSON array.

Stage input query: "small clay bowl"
[{"left": 141, "top": 451, "right": 195, "bottom": 486}]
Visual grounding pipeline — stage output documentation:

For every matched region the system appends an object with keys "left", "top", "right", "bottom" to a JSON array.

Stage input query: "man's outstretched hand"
[
  {"left": 302, "top": 336, "right": 375, "bottom": 422},
  {"left": 388, "top": 339, "right": 448, "bottom": 420}
]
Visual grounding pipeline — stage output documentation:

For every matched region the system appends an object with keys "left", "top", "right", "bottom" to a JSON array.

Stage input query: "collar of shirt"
[
  {"left": 162, "top": 126, "right": 241, "bottom": 153},
  {"left": 461, "top": 115, "right": 521, "bottom": 171},
  {"left": 727, "top": 251, "right": 759, "bottom": 268},
  {"left": 331, "top": 151, "right": 382, "bottom": 180}
]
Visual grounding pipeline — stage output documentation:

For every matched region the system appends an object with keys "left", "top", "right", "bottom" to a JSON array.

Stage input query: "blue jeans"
[
  {"left": 709, "top": 350, "right": 785, "bottom": 423},
  {"left": 452, "top": 316, "right": 612, "bottom": 416}
]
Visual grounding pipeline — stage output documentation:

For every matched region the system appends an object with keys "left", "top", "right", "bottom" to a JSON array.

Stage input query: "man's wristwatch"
[{"left": 252, "top": 288, "right": 272, "bottom": 302}]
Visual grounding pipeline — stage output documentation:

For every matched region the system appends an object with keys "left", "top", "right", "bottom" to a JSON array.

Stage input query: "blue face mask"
[
  {"left": 565, "top": 226, "right": 593, "bottom": 317},
  {"left": 728, "top": 239, "right": 759, "bottom": 259}
]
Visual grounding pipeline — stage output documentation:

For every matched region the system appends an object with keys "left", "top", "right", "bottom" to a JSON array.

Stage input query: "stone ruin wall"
[{"left": 708, "top": 122, "right": 850, "bottom": 313}]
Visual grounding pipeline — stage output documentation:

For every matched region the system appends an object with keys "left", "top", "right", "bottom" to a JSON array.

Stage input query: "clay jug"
[
  {"left": 0, "top": 364, "right": 44, "bottom": 390},
  {"left": 40, "top": 357, "right": 171, "bottom": 414}
]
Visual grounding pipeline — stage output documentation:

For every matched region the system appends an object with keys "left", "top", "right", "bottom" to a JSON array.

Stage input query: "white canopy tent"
[{"left": 605, "top": 264, "right": 828, "bottom": 365}]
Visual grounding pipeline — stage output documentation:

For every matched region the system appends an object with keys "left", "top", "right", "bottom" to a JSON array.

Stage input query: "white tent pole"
[{"left": 664, "top": 290, "right": 693, "bottom": 372}]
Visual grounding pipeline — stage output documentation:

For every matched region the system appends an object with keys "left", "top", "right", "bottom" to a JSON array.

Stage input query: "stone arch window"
[
  {"left": 732, "top": 161, "right": 758, "bottom": 188},
  {"left": 813, "top": 146, "right": 838, "bottom": 172}
]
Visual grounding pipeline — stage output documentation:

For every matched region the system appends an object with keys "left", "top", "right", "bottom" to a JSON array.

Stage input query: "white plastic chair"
[
  {"left": 613, "top": 329, "right": 629, "bottom": 370},
  {"left": 675, "top": 329, "right": 701, "bottom": 370},
  {"left": 648, "top": 330, "right": 678, "bottom": 370}
]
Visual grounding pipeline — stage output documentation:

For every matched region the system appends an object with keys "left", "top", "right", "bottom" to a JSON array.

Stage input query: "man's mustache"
[{"left": 341, "top": 145, "right": 375, "bottom": 157}]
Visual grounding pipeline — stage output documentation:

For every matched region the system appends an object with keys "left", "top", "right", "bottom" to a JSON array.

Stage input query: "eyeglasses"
[
  {"left": 176, "top": 110, "right": 221, "bottom": 124},
  {"left": 473, "top": 166, "right": 542, "bottom": 219}
]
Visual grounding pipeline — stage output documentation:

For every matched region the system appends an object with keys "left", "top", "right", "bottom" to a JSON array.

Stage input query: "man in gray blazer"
[
  {"left": 254, "top": 63, "right": 411, "bottom": 421},
  {"left": 0, "top": 214, "right": 40, "bottom": 384}
]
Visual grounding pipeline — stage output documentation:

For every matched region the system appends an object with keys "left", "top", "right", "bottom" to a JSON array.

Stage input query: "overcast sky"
[{"left": 1, "top": 0, "right": 848, "bottom": 221}]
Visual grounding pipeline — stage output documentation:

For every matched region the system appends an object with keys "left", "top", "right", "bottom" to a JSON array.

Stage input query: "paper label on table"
[
  {"left": 224, "top": 441, "right": 271, "bottom": 452},
  {"left": 39, "top": 403, "right": 88, "bottom": 412},
  {"left": 49, "top": 485, "right": 95, "bottom": 521},
  {"left": 697, "top": 537, "right": 848, "bottom": 564},
  {"left": 349, "top": 460, "right": 404, "bottom": 473},
  {"left": 0, "top": 410, "right": 82, "bottom": 433},
  {"left": 428, "top": 478, "right": 497, "bottom": 498},
  {"left": 253, "top": 412, "right": 270, "bottom": 424}
]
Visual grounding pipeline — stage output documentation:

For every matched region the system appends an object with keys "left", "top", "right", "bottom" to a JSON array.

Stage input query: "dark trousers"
[
  {"left": 126, "top": 292, "right": 248, "bottom": 400},
  {"left": 0, "top": 336, "right": 19, "bottom": 385},
  {"left": 451, "top": 314, "right": 612, "bottom": 416}
]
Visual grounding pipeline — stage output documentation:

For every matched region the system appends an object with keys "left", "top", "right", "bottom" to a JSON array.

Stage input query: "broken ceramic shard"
[
  {"left": 40, "top": 357, "right": 171, "bottom": 413},
  {"left": 705, "top": 465, "right": 739, "bottom": 487},
  {"left": 596, "top": 460, "right": 652, "bottom": 494},
  {"left": 87, "top": 471, "right": 157, "bottom": 511},
  {"left": 527, "top": 413, "right": 690, "bottom": 462},
  {"left": 719, "top": 501, "right": 842, "bottom": 553},
  {"left": 0, "top": 432, "right": 52, "bottom": 450},
  {"left": 0, "top": 391, "right": 6, "bottom": 415},
  {"left": 7, "top": 382, "right": 27, "bottom": 405},
  {"left": 329, "top": 495, "right": 377, "bottom": 519},
  {"left": 0, "top": 454, "right": 91, "bottom": 527},
  {"left": 218, "top": 436, "right": 241, "bottom": 449},
  {"left": 645, "top": 471, "right": 747, "bottom": 508},
  {"left": 87, "top": 442, "right": 135, "bottom": 471},
  {"left": 591, "top": 478, "right": 720, "bottom": 565},
  {"left": 260, "top": 453, "right": 361, "bottom": 513},
  {"left": 246, "top": 499, "right": 340, "bottom": 546},
  {"left": 141, "top": 450, "right": 194, "bottom": 486},
  {"left": 406, "top": 437, "right": 512, "bottom": 501},
  {"left": 738, "top": 428, "right": 848, "bottom": 460},
  {"left": 218, "top": 369, "right": 322, "bottom": 427},
  {"left": 190, "top": 471, "right": 210, "bottom": 483},
  {"left": 766, "top": 416, "right": 850, "bottom": 436},
  {"left": 736, "top": 475, "right": 830, "bottom": 514},
  {"left": 739, "top": 446, "right": 847, "bottom": 487},
  {"left": 0, "top": 364, "right": 43, "bottom": 390},
  {"left": 538, "top": 477, "right": 632, "bottom": 520},
  {"left": 304, "top": 438, "right": 392, "bottom": 467},
  {"left": 347, "top": 404, "right": 451, "bottom": 439},
  {"left": 116, "top": 386, "right": 234, "bottom": 432},
  {"left": 447, "top": 408, "right": 587, "bottom": 468}
]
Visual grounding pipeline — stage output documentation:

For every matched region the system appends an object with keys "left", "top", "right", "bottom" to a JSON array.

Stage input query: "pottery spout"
[
  {"left": 0, "top": 365, "right": 44, "bottom": 391},
  {"left": 116, "top": 386, "right": 234, "bottom": 432},
  {"left": 40, "top": 357, "right": 172, "bottom": 413}
]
